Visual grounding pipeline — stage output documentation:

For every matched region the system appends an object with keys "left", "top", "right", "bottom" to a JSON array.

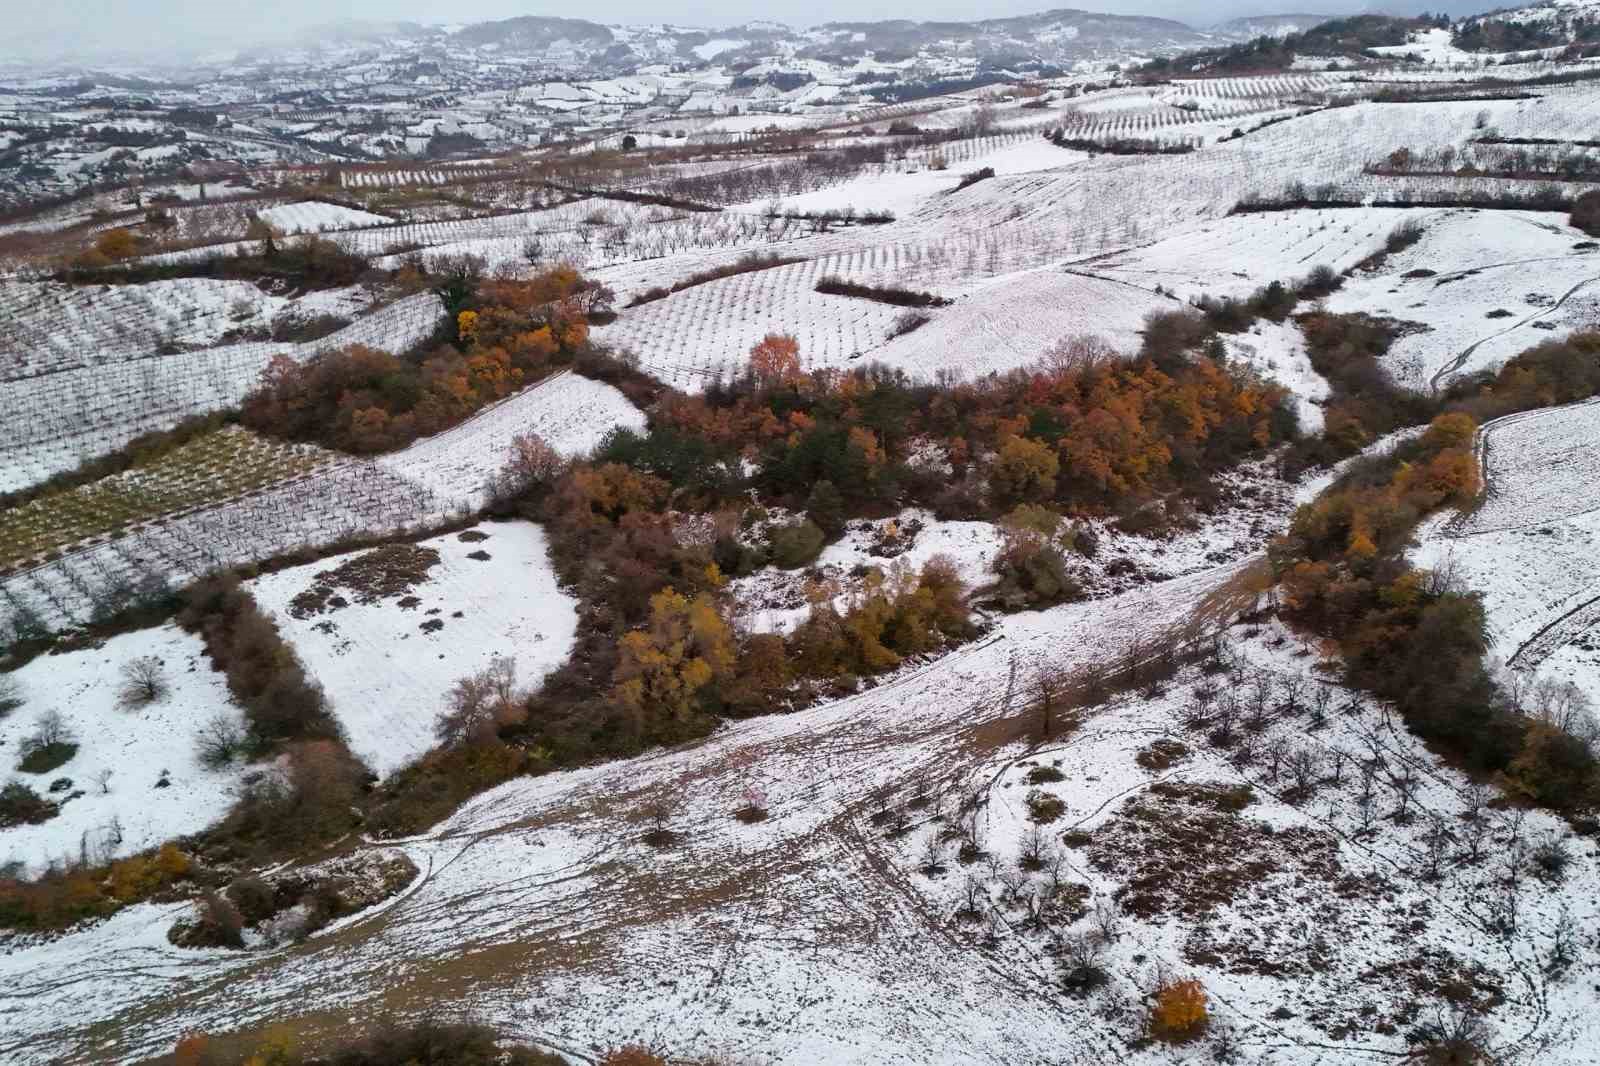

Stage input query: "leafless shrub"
[
  {"left": 118, "top": 656, "right": 168, "bottom": 707},
  {"left": 19, "top": 710, "right": 73, "bottom": 757},
  {"left": 196, "top": 714, "right": 246, "bottom": 770},
  {"left": 0, "top": 675, "right": 22, "bottom": 719},
  {"left": 434, "top": 657, "right": 523, "bottom": 748}
]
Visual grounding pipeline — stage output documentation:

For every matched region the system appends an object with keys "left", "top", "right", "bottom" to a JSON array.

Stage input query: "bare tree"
[
  {"left": 195, "top": 714, "right": 245, "bottom": 770},
  {"left": 1421, "top": 816, "right": 1452, "bottom": 882},
  {"left": 1416, "top": 1001, "right": 1494, "bottom": 1062},
  {"left": 1328, "top": 747, "right": 1347, "bottom": 787},
  {"left": 1243, "top": 676, "right": 1273, "bottom": 732},
  {"left": 1389, "top": 760, "right": 1419, "bottom": 824},
  {"left": 20, "top": 710, "right": 73, "bottom": 757},
  {"left": 1020, "top": 823, "right": 1047, "bottom": 870},
  {"left": 0, "top": 675, "right": 22, "bottom": 719},
  {"left": 118, "top": 656, "right": 168, "bottom": 707},
  {"left": 1286, "top": 747, "right": 1319, "bottom": 799},
  {"left": 1548, "top": 902, "right": 1577, "bottom": 975},
  {"left": 1033, "top": 664, "right": 1070, "bottom": 740},
  {"left": 1090, "top": 897, "right": 1121, "bottom": 944},
  {"left": 1278, "top": 673, "right": 1306, "bottom": 716},
  {"left": 94, "top": 768, "right": 114, "bottom": 795},
  {"left": 1309, "top": 684, "right": 1332, "bottom": 730},
  {"left": 435, "top": 657, "right": 522, "bottom": 747}
]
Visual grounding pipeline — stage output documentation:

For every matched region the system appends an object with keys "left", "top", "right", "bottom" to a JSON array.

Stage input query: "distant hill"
[
  {"left": 267, "top": 8, "right": 1364, "bottom": 74},
  {"left": 1143, "top": 14, "right": 1446, "bottom": 75},
  {"left": 1209, "top": 14, "right": 1332, "bottom": 39},
  {"left": 450, "top": 17, "right": 615, "bottom": 52}
]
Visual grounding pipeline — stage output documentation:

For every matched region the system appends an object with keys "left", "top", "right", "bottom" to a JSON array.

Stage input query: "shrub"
[
  {"left": 228, "top": 875, "right": 278, "bottom": 924},
  {"left": 118, "top": 655, "right": 169, "bottom": 707},
  {"left": 1152, "top": 977, "right": 1209, "bottom": 1041},
  {"left": 888, "top": 309, "right": 931, "bottom": 338},
  {"left": 194, "top": 891, "right": 245, "bottom": 948},
  {"left": 195, "top": 714, "right": 246, "bottom": 770},
  {"left": 0, "top": 676, "right": 22, "bottom": 718},
  {"left": 814, "top": 276, "right": 952, "bottom": 308},
  {"left": 769, "top": 520, "right": 825, "bottom": 569},
  {"left": 319, "top": 1019, "right": 568, "bottom": 1065},
  {"left": 1385, "top": 217, "right": 1425, "bottom": 253},
  {"left": 1573, "top": 189, "right": 1600, "bottom": 236},
  {"left": 953, "top": 166, "right": 996, "bottom": 191},
  {"left": 1026, "top": 764, "right": 1065, "bottom": 784},
  {"left": 94, "top": 228, "right": 139, "bottom": 261},
  {"left": 990, "top": 531, "right": 1079, "bottom": 612},
  {"left": 599, "top": 1047, "right": 669, "bottom": 1066},
  {"left": 0, "top": 782, "right": 57, "bottom": 828},
  {"left": 18, "top": 711, "right": 77, "bottom": 774},
  {"left": 1027, "top": 790, "right": 1067, "bottom": 823},
  {"left": 1531, "top": 833, "right": 1572, "bottom": 882}
]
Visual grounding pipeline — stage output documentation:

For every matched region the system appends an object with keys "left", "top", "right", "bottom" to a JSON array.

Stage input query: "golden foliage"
[
  {"left": 612, "top": 587, "right": 736, "bottom": 725},
  {"left": 1152, "top": 977, "right": 1209, "bottom": 1040}
]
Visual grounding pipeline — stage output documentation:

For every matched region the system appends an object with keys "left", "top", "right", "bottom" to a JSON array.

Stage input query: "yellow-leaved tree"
[
  {"left": 1152, "top": 977, "right": 1208, "bottom": 1041},
  {"left": 612, "top": 587, "right": 735, "bottom": 737}
]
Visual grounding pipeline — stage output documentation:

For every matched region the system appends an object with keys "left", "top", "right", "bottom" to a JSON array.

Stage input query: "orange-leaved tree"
[
  {"left": 749, "top": 333, "right": 801, "bottom": 387},
  {"left": 1152, "top": 977, "right": 1209, "bottom": 1041}
]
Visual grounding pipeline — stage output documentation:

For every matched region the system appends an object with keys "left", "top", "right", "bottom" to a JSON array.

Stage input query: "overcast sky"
[{"left": 2, "top": 0, "right": 1504, "bottom": 62}]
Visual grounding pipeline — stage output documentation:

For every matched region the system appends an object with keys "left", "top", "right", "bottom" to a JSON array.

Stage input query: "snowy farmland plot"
[
  {"left": 249, "top": 522, "right": 578, "bottom": 779},
  {"left": 1323, "top": 209, "right": 1600, "bottom": 390},
  {"left": 0, "top": 291, "right": 442, "bottom": 495},
  {"left": 377, "top": 370, "right": 647, "bottom": 510},
  {"left": 1414, "top": 400, "right": 1600, "bottom": 703},
  {"left": 255, "top": 201, "right": 396, "bottom": 234},
  {"left": 0, "top": 624, "right": 250, "bottom": 876}
]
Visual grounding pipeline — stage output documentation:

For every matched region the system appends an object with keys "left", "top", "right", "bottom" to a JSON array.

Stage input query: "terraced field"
[{"left": 0, "top": 427, "right": 334, "bottom": 571}]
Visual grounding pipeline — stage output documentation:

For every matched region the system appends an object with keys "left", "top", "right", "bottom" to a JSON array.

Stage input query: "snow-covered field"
[
  {"left": 255, "top": 201, "right": 395, "bottom": 234},
  {"left": 11, "top": 562, "right": 1599, "bottom": 1065},
  {"left": 0, "top": 292, "right": 441, "bottom": 495},
  {"left": 1324, "top": 209, "right": 1600, "bottom": 391},
  {"left": 0, "top": 625, "right": 249, "bottom": 876},
  {"left": 250, "top": 522, "right": 578, "bottom": 779},
  {"left": 12, "top": 51, "right": 1600, "bottom": 1066},
  {"left": 377, "top": 370, "right": 647, "bottom": 510},
  {"left": 1415, "top": 399, "right": 1600, "bottom": 702}
]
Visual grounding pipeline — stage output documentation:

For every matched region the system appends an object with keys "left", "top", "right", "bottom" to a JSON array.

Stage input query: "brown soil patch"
[
  {"left": 1089, "top": 781, "right": 1336, "bottom": 921},
  {"left": 289, "top": 544, "right": 442, "bottom": 618}
]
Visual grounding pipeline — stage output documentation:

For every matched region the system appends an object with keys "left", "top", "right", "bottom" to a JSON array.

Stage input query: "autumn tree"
[
  {"left": 612, "top": 587, "right": 736, "bottom": 732},
  {"left": 724, "top": 633, "right": 794, "bottom": 715},
  {"left": 172, "top": 1033, "right": 211, "bottom": 1066},
  {"left": 749, "top": 333, "right": 801, "bottom": 388},
  {"left": 990, "top": 434, "right": 1059, "bottom": 503},
  {"left": 500, "top": 431, "right": 566, "bottom": 497},
  {"left": 1151, "top": 977, "right": 1209, "bottom": 1041},
  {"left": 95, "top": 228, "right": 139, "bottom": 261}
]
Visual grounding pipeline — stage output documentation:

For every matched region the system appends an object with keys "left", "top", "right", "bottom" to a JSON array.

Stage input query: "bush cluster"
[
  {"left": 1275, "top": 332, "right": 1600, "bottom": 814},
  {"left": 241, "top": 267, "right": 606, "bottom": 453}
]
